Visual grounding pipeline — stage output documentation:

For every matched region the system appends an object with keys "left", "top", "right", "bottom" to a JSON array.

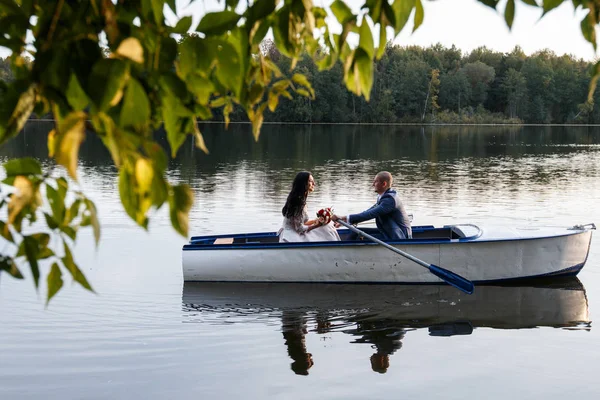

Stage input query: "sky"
[{"left": 0, "top": 0, "right": 597, "bottom": 61}]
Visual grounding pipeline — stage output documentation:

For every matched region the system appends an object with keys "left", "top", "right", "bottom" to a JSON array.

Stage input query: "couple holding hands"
[{"left": 279, "top": 171, "right": 413, "bottom": 243}]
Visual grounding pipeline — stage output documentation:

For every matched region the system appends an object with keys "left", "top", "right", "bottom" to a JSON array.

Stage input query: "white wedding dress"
[{"left": 279, "top": 205, "right": 341, "bottom": 242}]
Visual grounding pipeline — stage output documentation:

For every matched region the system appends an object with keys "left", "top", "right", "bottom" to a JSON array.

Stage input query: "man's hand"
[{"left": 332, "top": 214, "right": 347, "bottom": 228}]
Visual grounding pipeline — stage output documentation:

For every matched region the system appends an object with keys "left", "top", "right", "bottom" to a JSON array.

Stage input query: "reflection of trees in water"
[{"left": 4, "top": 122, "right": 600, "bottom": 202}]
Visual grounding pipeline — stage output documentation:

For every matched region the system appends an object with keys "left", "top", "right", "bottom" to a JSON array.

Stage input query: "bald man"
[{"left": 333, "top": 171, "right": 412, "bottom": 240}]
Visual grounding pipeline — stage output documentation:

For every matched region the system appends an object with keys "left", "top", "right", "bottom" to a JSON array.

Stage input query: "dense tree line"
[
  {"left": 2, "top": 44, "right": 599, "bottom": 125},
  {"left": 254, "top": 42, "right": 599, "bottom": 124}
]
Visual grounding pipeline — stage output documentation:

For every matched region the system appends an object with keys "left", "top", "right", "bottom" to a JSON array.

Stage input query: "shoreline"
[{"left": 24, "top": 118, "right": 600, "bottom": 127}]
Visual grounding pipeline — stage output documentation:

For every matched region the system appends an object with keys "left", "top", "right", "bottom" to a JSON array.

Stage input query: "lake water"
[{"left": 1, "top": 122, "right": 600, "bottom": 399}]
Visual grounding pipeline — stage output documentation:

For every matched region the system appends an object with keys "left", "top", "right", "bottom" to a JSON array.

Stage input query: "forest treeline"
[
  {"left": 253, "top": 42, "right": 599, "bottom": 124},
  {"left": 2, "top": 42, "right": 599, "bottom": 124}
]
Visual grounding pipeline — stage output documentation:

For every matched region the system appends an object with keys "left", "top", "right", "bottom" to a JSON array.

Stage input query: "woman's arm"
[{"left": 305, "top": 220, "right": 322, "bottom": 233}]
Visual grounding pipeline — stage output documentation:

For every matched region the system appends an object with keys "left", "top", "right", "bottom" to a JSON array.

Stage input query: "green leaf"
[
  {"left": 292, "top": 73, "right": 315, "bottom": 97},
  {"left": 521, "top": 0, "right": 538, "bottom": 5},
  {"left": 115, "top": 37, "right": 145, "bottom": 64},
  {"left": 542, "top": 0, "right": 563, "bottom": 14},
  {"left": 0, "top": 221, "right": 14, "bottom": 242},
  {"left": 150, "top": 0, "right": 164, "bottom": 25},
  {"left": 119, "top": 167, "right": 145, "bottom": 227},
  {"left": 150, "top": 173, "right": 169, "bottom": 208},
  {"left": 209, "top": 97, "right": 228, "bottom": 108},
  {"left": 331, "top": 0, "right": 355, "bottom": 24},
  {"left": 3, "top": 85, "right": 35, "bottom": 143},
  {"left": 365, "top": 0, "right": 383, "bottom": 21},
  {"left": 588, "top": 60, "right": 600, "bottom": 102},
  {"left": 248, "top": 83, "right": 265, "bottom": 105},
  {"left": 162, "top": 95, "right": 189, "bottom": 158},
  {"left": 477, "top": 0, "right": 499, "bottom": 8},
  {"left": 193, "top": 119, "right": 210, "bottom": 154},
  {"left": 60, "top": 225, "right": 77, "bottom": 241},
  {"left": 246, "top": 0, "right": 277, "bottom": 28},
  {"left": 581, "top": 11, "right": 597, "bottom": 50},
  {"left": 355, "top": 48, "right": 374, "bottom": 101},
  {"left": 57, "top": 177, "right": 68, "bottom": 199},
  {"left": 173, "top": 16, "right": 193, "bottom": 34},
  {"left": 84, "top": 199, "right": 100, "bottom": 246},
  {"left": 249, "top": 103, "right": 266, "bottom": 141},
  {"left": 187, "top": 74, "right": 215, "bottom": 105},
  {"left": 120, "top": 78, "right": 151, "bottom": 127},
  {"left": 160, "top": 73, "right": 190, "bottom": 103},
  {"left": 391, "top": 0, "right": 415, "bottom": 34},
  {"left": 54, "top": 111, "right": 86, "bottom": 181},
  {"left": 44, "top": 212, "right": 59, "bottom": 230},
  {"left": 7, "top": 175, "right": 35, "bottom": 227},
  {"left": 66, "top": 74, "right": 89, "bottom": 111},
  {"left": 197, "top": 11, "right": 241, "bottom": 35},
  {"left": 264, "top": 58, "right": 283, "bottom": 78},
  {"left": 359, "top": 18, "right": 375, "bottom": 59},
  {"left": 46, "top": 263, "right": 63, "bottom": 306},
  {"left": 226, "top": 0, "right": 240, "bottom": 9},
  {"left": 0, "top": 256, "right": 22, "bottom": 279},
  {"left": 251, "top": 19, "right": 271, "bottom": 45},
  {"left": 296, "top": 88, "right": 311, "bottom": 97},
  {"left": 62, "top": 242, "right": 94, "bottom": 292},
  {"left": 66, "top": 199, "right": 81, "bottom": 225},
  {"left": 505, "top": 0, "right": 515, "bottom": 29},
  {"left": 4, "top": 157, "right": 42, "bottom": 177},
  {"left": 376, "top": 25, "right": 387, "bottom": 59},
  {"left": 273, "top": 6, "right": 293, "bottom": 56},
  {"left": 382, "top": 1, "right": 396, "bottom": 27},
  {"left": 413, "top": 0, "right": 424, "bottom": 32},
  {"left": 46, "top": 183, "right": 66, "bottom": 224},
  {"left": 87, "top": 59, "right": 129, "bottom": 111},
  {"left": 268, "top": 91, "right": 279, "bottom": 112},
  {"left": 157, "top": 37, "right": 179, "bottom": 72},
  {"left": 178, "top": 36, "right": 215, "bottom": 79},
  {"left": 144, "top": 142, "right": 168, "bottom": 173},
  {"left": 272, "top": 79, "right": 291, "bottom": 93},
  {"left": 169, "top": 184, "right": 193, "bottom": 237},
  {"left": 21, "top": 236, "right": 40, "bottom": 288},
  {"left": 215, "top": 39, "right": 244, "bottom": 98}
]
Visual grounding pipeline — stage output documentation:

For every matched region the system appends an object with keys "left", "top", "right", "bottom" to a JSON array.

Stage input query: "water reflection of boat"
[
  {"left": 182, "top": 278, "right": 590, "bottom": 330},
  {"left": 183, "top": 279, "right": 590, "bottom": 375}
]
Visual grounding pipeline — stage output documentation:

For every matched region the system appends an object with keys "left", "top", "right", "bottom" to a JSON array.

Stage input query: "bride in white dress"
[{"left": 279, "top": 171, "right": 341, "bottom": 243}]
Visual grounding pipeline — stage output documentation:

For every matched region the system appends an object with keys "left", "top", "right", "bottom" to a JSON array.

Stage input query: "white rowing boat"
[{"left": 182, "top": 223, "right": 594, "bottom": 284}]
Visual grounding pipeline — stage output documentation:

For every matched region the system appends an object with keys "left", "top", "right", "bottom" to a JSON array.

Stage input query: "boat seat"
[
  {"left": 413, "top": 227, "right": 461, "bottom": 240},
  {"left": 214, "top": 237, "right": 234, "bottom": 244}
]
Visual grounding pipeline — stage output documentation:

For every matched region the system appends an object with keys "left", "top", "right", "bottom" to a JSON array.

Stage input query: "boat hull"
[{"left": 182, "top": 226, "right": 593, "bottom": 283}]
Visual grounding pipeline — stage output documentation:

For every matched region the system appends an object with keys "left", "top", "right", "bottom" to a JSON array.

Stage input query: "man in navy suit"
[{"left": 333, "top": 171, "right": 412, "bottom": 240}]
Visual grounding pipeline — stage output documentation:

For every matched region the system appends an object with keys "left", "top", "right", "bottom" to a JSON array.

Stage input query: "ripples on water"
[{"left": 1, "top": 123, "right": 600, "bottom": 399}]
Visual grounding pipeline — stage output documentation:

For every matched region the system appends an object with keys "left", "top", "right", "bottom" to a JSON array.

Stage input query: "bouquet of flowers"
[{"left": 316, "top": 207, "right": 333, "bottom": 225}]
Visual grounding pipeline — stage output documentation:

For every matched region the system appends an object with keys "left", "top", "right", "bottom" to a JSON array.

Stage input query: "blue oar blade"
[{"left": 428, "top": 264, "right": 474, "bottom": 295}]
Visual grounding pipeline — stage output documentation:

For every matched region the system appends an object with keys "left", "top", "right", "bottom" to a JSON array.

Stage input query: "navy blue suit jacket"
[{"left": 349, "top": 189, "right": 412, "bottom": 240}]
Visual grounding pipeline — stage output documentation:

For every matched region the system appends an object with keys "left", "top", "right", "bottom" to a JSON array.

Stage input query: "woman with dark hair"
[{"left": 279, "top": 171, "right": 340, "bottom": 242}]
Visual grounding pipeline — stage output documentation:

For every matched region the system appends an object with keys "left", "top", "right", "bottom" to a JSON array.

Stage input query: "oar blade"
[{"left": 428, "top": 264, "right": 474, "bottom": 295}]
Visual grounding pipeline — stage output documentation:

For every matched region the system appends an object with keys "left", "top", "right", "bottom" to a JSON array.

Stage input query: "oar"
[{"left": 335, "top": 220, "right": 474, "bottom": 295}]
